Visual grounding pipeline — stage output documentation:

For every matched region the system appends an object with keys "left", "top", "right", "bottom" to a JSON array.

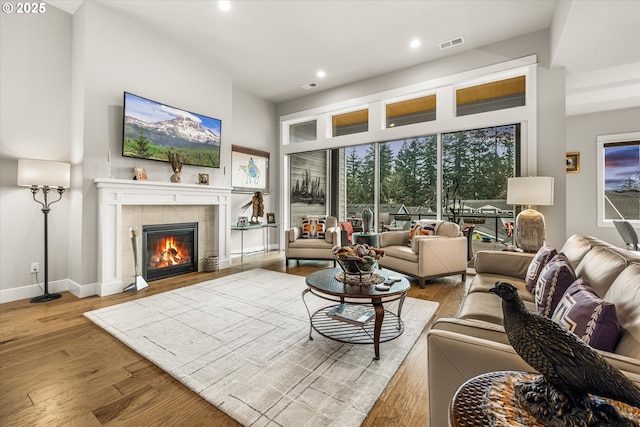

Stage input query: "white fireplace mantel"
[{"left": 95, "top": 178, "right": 231, "bottom": 296}]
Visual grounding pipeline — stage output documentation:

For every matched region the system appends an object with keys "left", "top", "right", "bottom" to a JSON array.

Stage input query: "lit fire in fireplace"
[{"left": 149, "top": 236, "right": 191, "bottom": 269}]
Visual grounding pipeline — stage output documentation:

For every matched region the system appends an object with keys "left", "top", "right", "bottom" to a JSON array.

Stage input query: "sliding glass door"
[{"left": 288, "top": 124, "right": 519, "bottom": 243}]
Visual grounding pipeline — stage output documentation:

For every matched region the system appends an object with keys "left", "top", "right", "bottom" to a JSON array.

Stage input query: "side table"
[
  {"left": 353, "top": 232, "right": 379, "bottom": 247},
  {"left": 449, "top": 371, "right": 640, "bottom": 426}
]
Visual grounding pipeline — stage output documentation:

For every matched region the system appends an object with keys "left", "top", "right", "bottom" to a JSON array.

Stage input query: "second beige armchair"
[{"left": 378, "top": 220, "right": 467, "bottom": 288}]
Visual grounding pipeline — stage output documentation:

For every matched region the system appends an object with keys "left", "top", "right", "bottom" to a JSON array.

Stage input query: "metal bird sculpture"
[{"left": 490, "top": 281, "right": 640, "bottom": 426}]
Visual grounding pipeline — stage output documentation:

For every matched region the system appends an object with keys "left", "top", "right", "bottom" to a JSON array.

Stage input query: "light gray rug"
[{"left": 85, "top": 269, "right": 438, "bottom": 427}]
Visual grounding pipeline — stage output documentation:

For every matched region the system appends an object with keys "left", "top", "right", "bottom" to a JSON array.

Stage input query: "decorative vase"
[
  {"left": 170, "top": 172, "right": 181, "bottom": 183},
  {"left": 362, "top": 208, "right": 373, "bottom": 233}
]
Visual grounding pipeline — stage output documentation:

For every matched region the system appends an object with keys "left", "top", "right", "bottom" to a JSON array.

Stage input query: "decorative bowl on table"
[{"left": 333, "top": 244, "right": 384, "bottom": 282}]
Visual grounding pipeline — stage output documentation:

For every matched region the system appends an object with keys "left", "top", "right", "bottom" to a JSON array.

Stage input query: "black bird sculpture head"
[{"left": 489, "top": 281, "right": 519, "bottom": 301}]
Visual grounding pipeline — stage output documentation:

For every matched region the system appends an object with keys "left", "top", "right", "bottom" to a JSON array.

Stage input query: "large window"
[
  {"left": 281, "top": 57, "right": 537, "bottom": 236},
  {"left": 597, "top": 133, "right": 640, "bottom": 225},
  {"left": 442, "top": 125, "right": 518, "bottom": 242}
]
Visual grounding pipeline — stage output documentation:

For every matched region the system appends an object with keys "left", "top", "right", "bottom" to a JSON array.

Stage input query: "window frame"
[
  {"left": 279, "top": 56, "right": 538, "bottom": 230},
  {"left": 596, "top": 131, "right": 640, "bottom": 227}
]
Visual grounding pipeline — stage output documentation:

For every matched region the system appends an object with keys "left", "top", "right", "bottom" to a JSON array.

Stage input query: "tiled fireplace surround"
[{"left": 95, "top": 179, "right": 231, "bottom": 296}]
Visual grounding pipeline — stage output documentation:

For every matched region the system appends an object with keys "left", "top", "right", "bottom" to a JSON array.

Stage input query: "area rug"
[{"left": 84, "top": 269, "right": 438, "bottom": 427}]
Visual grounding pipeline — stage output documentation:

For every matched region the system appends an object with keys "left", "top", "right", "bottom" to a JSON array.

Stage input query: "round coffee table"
[{"left": 302, "top": 267, "right": 410, "bottom": 360}]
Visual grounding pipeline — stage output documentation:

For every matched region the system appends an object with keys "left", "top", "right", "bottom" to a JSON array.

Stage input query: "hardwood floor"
[{"left": 0, "top": 252, "right": 467, "bottom": 426}]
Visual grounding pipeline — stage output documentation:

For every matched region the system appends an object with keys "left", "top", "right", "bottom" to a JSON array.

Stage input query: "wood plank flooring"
[{"left": 0, "top": 252, "right": 467, "bottom": 426}]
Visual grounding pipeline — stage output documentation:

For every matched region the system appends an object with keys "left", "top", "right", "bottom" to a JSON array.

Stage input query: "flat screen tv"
[{"left": 122, "top": 92, "right": 221, "bottom": 168}]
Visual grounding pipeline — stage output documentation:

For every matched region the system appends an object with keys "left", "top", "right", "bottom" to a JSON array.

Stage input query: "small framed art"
[
  {"left": 566, "top": 152, "right": 580, "bottom": 173},
  {"left": 231, "top": 145, "right": 270, "bottom": 193},
  {"left": 134, "top": 166, "right": 147, "bottom": 180},
  {"left": 198, "top": 173, "right": 210, "bottom": 185},
  {"left": 267, "top": 213, "right": 276, "bottom": 224}
]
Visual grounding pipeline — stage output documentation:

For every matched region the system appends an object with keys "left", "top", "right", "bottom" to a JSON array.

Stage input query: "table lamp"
[
  {"left": 17, "top": 159, "right": 71, "bottom": 303},
  {"left": 507, "top": 176, "right": 554, "bottom": 253}
]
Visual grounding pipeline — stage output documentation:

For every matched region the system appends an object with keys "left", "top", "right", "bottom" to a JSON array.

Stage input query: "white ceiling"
[{"left": 47, "top": 0, "right": 640, "bottom": 114}]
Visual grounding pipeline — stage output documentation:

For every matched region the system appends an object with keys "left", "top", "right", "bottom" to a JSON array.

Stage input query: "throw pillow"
[
  {"left": 552, "top": 277, "right": 621, "bottom": 352},
  {"left": 535, "top": 252, "right": 576, "bottom": 317},
  {"left": 408, "top": 221, "right": 439, "bottom": 247},
  {"left": 301, "top": 217, "right": 326, "bottom": 239},
  {"left": 525, "top": 242, "right": 557, "bottom": 293}
]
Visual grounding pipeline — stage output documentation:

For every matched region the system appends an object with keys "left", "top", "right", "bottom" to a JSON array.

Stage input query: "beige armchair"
[
  {"left": 285, "top": 216, "right": 341, "bottom": 264},
  {"left": 378, "top": 220, "right": 467, "bottom": 288}
]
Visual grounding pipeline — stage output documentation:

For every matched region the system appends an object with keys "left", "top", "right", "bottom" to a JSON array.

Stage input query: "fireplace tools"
[{"left": 123, "top": 227, "right": 149, "bottom": 292}]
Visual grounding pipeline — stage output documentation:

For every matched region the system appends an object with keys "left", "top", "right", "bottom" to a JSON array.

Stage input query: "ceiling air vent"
[
  {"left": 439, "top": 36, "right": 464, "bottom": 50},
  {"left": 302, "top": 82, "right": 318, "bottom": 90}
]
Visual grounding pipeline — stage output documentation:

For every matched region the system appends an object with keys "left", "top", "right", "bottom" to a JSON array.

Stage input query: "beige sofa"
[
  {"left": 426, "top": 234, "right": 640, "bottom": 427},
  {"left": 285, "top": 216, "right": 341, "bottom": 264},
  {"left": 378, "top": 221, "right": 467, "bottom": 288}
]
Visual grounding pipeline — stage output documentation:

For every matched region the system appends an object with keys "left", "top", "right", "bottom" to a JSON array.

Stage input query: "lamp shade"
[
  {"left": 17, "top": 159, "right": 71, "bottom": 188},
  {"left": 507, "top": 176, "right": 554, "bottom": 206}
]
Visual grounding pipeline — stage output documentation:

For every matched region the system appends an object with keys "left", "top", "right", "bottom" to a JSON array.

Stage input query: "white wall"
[
  {"left": 0, "top": 2, "right": 278, "bottom": 301},
  {"left": 230, "top": 86, "right": 278, "bottom": 254},
  {"left": 566, "top": 107, "right": 640, "bottom": 246},
  {"left": 0, "top": 6, "right": 72, "bottom": 300},
  {"left": 276, "top": 30, "right": 568, "bottom": 249}
]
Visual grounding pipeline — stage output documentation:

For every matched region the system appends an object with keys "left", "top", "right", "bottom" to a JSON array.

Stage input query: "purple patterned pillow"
[
  {"left": 535, "top": 252, "right": 576, "bottom": 317},
  {"left": 552, "top": 277, "right": 621, "bottom": 352},
  {"left": 526, "top": 242, "right": 557, "bottom": 293}
]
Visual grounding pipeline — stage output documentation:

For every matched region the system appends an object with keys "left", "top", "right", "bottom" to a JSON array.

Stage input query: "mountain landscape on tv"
[{"left": 122, "top": 93, "right": 221, "bottom": 168}]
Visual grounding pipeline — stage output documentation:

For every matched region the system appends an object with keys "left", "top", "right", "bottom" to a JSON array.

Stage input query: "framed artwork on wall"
[
  {"left": 566, "top": 152, "right": 580, "bottom": 173},
  {"left": 231, "top": 145, "right": 270, "bottom": 193}
]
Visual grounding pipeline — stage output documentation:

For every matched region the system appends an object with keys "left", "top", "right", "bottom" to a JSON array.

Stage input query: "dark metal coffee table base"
[
  {"left": 302, "top": 268, "right": 409, "bottom": 360},
  {"left": 309, "top": 304, "right": 404, "bottom": 344}
]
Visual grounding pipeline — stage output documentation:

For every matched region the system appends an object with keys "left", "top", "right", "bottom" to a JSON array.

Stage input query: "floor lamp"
[
  {"left": 507, "top": 176, "right": 554, "bottom": 253},
  {"left": 17, "top": 159, "right": 71, "bottom": 303}
]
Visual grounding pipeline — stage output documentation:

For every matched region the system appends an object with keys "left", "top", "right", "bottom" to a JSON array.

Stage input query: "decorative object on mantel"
[
  {"left": 133, "top": 166, "right": 147, "bottom": 181},
  {"left": 238, "top": 191, "right": 264, "bottom": 223},
  {"left": 168, "top": 150, "right": 183, "bottom": 183},
  {"left": 123, "top": 227, "right": 148, "bottom": 292},
  {"left": 17, "top": 158, "right": 71, "bottom": 303},
  {"left": 490, "top": 282, "right": 640, "bottom": 426},
  {"left": 198, "top": 173, "right": 209, "bottom": 185},
  {"left": 361, "top": 207, "right": 374, "bottom": 233},
  {"left": 566, "top": 151, "right": 580, "bottom": 173},
  {"left": 507, "top": 176, "right": 554, "bottom": 253}
]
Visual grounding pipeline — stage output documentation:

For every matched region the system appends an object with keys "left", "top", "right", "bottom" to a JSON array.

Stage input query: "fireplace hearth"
[{"left": 143, "top": 222, "right": 198, "bottom": 281}]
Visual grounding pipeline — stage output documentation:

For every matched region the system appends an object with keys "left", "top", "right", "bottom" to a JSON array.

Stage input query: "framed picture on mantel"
[
  {"left": 134, "top": 166, "right": 147, "bottom": 181},
  {"left": 231, "top": 145, "right": 270, "bottom": 193}
]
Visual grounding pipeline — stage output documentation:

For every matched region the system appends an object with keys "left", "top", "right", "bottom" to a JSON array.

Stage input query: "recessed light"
[
  {"left": 218, "top": 1, "right": 231, "bottom": 12},
  {"left": 410, "top": 39, "right": 421, "bottom": 49},
  {"left": 316, "top": 70, "right": 326, "bottom": 78}
]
